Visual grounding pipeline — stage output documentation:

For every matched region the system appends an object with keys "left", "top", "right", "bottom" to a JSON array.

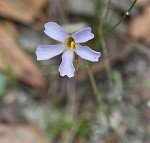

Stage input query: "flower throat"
[{"left": 66, "top": 37, "right": 75, "bottom": 50}]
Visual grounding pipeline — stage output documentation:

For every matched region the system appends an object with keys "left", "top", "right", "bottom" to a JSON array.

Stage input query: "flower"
[{"left": 36, "top": 22, "right": 101, "bottom": 78}]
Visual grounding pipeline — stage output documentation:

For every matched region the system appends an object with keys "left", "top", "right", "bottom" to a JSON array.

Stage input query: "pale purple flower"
[{"left": 36, "top": 22, "right": 101, "bottom": 78}]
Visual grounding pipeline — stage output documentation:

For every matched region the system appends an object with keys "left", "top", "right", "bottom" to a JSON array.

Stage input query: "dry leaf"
[
  {"left": 0, "top": 0, "right": 47, "bottom": 24},
  {"left": 0, "top": 123, "right": 50, "bottom": 143},
  {"left": 128, "top": 3, "right": 150, "bottom": 43},
  {"left": 0, "top": 21, "right": 47, "bottom": 89}
]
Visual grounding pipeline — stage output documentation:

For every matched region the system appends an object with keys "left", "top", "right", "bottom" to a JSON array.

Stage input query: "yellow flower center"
[
  {"left": 66, "top": 37, "right": 75, "bottom": 50},
  {"left": 65, "top": 37, "right": 79, "bottom": 70}
]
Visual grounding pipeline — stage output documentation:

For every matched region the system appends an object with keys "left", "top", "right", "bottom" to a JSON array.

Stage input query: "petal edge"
[
  {"left": 72, "top": 27, "right": 94, "bottom": 43},
  {"left": 44, "top": 22, "right": 69, "bottom": 43},
  {"left": 75, "top": 45, "right": 101, "bottom": 62},
  {"left": 58, "top": 50, "right": 75, "bottom": 78},
  {"left": 36, "top": 44, "right": 65, "bottom": 60}
]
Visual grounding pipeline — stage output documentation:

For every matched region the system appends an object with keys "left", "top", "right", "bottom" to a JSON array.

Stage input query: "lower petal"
[
  {"left": 75, "top": 45, "right": 101, "bottom": 62},
  {"left": 36, "top": 44, "right": 65, "bottom": 60},
  {"left": 58, "top": 50, "right": 75, "bottom": 78}
]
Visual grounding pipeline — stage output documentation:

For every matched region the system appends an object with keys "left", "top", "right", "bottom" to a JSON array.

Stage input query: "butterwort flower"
[{"left": 36, "top": 22, "right": 101, "bottom": 78}]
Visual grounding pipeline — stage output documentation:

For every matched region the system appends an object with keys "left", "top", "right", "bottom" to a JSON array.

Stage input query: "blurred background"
[{"left": 0, "top": 0, "right": 150, "bottom": 143}]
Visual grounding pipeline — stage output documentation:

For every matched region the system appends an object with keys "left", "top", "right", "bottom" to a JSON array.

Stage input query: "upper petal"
[
  {"left": 44, "top": 22, "right": 69, "bottom": 43},
  {"left": 58, "top": 49, "right": 75, "bottom": 78},
  {"left": 75, "top": 45, "right": 101, "bottom": 62},
  {"left": 36, "top": 44, "right": 65, "bottom": 60},
  {"left": 71, "top": 27, "right": 94, "bottom": 43}
]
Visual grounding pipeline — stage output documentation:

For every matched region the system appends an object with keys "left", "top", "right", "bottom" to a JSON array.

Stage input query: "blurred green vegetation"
[
  {"left": 6, "top": 66, "right": 18, "bottom": 87},
  {"left": 0, "top": 73, "right": 6, "bottom": 96}
]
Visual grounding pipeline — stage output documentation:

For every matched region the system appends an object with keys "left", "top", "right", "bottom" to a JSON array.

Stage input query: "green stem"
[
  {"left": 85, "top": 62, "right": 101, "bottom": 104},
  {"left": 105, "top": 0, "right": 137, "bottom": 35},
  {"left": 99, "top": 29, "right": 113, "bottom": 88},
  {"left": 103, "top": 0, "right": 112, "bottom": 23},
  {"left": 98, "top": 0, "right": 113, "bottom": 88}
]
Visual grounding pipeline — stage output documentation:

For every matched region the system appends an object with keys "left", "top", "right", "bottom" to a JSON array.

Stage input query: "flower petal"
[
  {"left": 71, "top": 27, "right": 94, "bottom": 43},
  {"left": 59, "top": 50, "right": 75, "bottom": 78},
  {"left": 75, "top": 45, "right": 101, "bottom": 62},
  {"left": 44, "top": 22, "right": 69, "bottom": 43},
  {"left": 36, "top": 44, "right": 65, "bottom": 60}
]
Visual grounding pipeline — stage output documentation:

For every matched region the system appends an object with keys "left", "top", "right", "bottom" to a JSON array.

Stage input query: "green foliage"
[
  {"left": 0, "top": 73, "right": 6, "bottom": 96},
  {"left": 111, "top": 70, "right": 121, "bottom": 81},
  {"left": 44, "top": 112, "right": 91, "bottom": 139},
  {"left": 44, "top": 113, "right": 71, "bottom": 138},
  {"left": 76, "top": 117, "right": 91, "bottom": 137},
  {"left": 143, "top": 81, "right": 150, "bottom": 88},
  {"left": 0, "top": 18, "right": 3, "bottom": 23},
  {"left": 6, "top": 66, "right": 18, "bottom": 87},
  {"left": 95, "top": 0, "right": 104, "bottom": 20},
  {"left": 48, "top": 67, "right": 59, "bottom": 77}
]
